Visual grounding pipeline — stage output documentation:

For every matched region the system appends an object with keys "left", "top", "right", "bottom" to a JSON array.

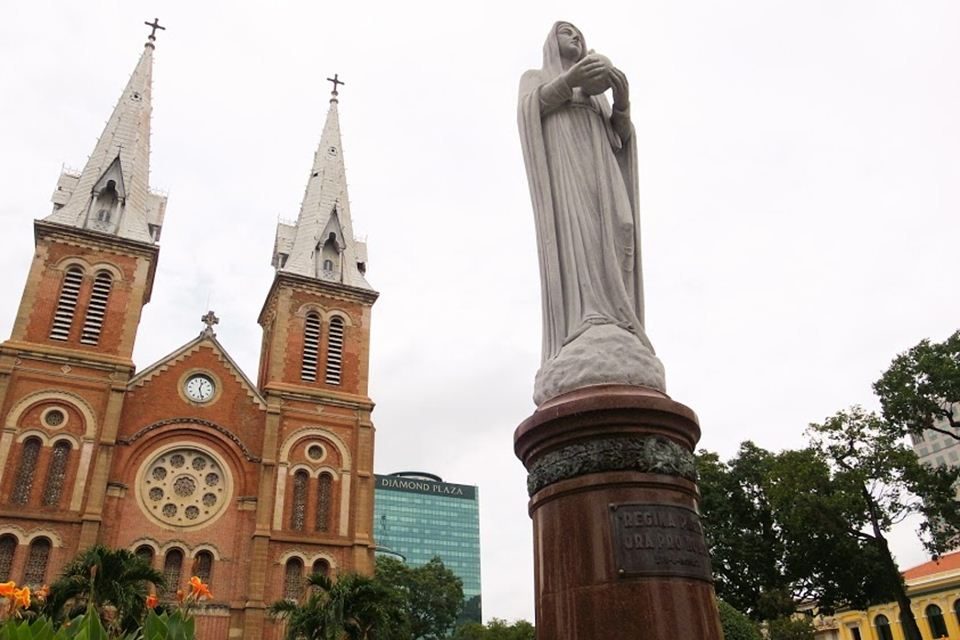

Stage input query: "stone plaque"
[{"left": 610, "top": 503, "right": 713, "bottom": 582}]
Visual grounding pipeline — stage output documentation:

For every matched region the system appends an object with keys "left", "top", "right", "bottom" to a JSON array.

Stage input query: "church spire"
[
  {"left": 44, "top": 21, "right": 167, "bottom": 245},
  {"left": 272, "top": 78, "right": 371, "bottom": 291}
]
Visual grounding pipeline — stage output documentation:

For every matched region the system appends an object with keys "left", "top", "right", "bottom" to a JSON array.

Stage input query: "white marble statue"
[{"left": 518, "top": 21, "right": 665, "bottom": 405}]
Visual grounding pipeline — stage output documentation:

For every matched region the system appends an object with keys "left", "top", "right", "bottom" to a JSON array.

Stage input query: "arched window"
[
  {"left": 324, "top": 317, "right": 344, "bottom": 385},
  {"left": 301, "top": 312, "right": 321, "bottom": 382},
  {"left": 11, "top": 438, "right": 41, "bottom": 505},
  {"left": 80, "top": 271, "right": 112, "bottom": 345},
  {"left": 95, "top": 180, "right": 118, "bottom": 223},
  {"left": 319, "top": 232, "right": 340, "bottom": 279},
  {"left": 315, "top": 473, "right": 332, "bottom": 533},
  {"left": 135, "top": 545, "right": 154, "bottom": 568},
  {"left": 42, "top": 441, "right": 72, "bottom": 506},
  {"left": 283, "top": 558, "right": 304, "bottom": 601},
  {"left": 927, "top": 604, "right": 949, "bottom": 638},
  {"left": 954, "top": 599, "right": 960, "bottom": 628},
  {"left": 50, "top": 266, "right": 84, "bottom": 341},
  {"left": 873, "top": 615, "right": 893, "bottom": 640},
  {"left": 194, "top": 551, "right": 213, "bottom": 584},
  {"left": 23, "top": 538, "right": 50, "bottom": 587},
  {"left": 311, "top": 558, "right": 329, "bottom": 578},
  {"left": 291, "top": 470, "right": 309, "bottom": 531},
  {"left": 0, "top": 536, "right": 17, "bottom": 581},
  {"left": 163, "top": 548, "right": 184, "bottom": 596}
]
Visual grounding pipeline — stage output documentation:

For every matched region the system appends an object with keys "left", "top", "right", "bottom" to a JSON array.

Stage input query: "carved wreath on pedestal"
[{"left": 526, "top": 436, "right": 696, "bottom": 496}]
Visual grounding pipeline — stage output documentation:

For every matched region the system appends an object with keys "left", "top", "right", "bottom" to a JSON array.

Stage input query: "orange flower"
[
  {"left": 145, "top": 594, "right": 158, "bottom": 609},
  {"left": 188, "top": 576, "right": 211, "bottom": 600},
  {"left": 176, "top": 588, "right": 185, "bottom": 604},
  {"left": 0, "top": 581, "right": 15, "bottom": 598},
  {"left": 12, "top": 587, "right": 30, "bottom": 609}
]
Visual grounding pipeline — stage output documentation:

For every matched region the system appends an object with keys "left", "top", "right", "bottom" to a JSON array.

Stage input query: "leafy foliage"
[
  {"left": 452, "top": 618, "right": 535, "bottom": 640},
  {"left": 700, "top": 408, "right": 960, "bottom": 634},
  {"left": 874, "top": 330, "right": 960, "bottom": 439},
  {"left": 43, "top": 546, "right": 164, "bottom": 634},
  {"left": 716, "top": 600, "right": 762, "bottom": 640},
  {"left": 698, "top": 443, "right": 792, "bottom": 619},
  {"left": 0, "top": 606, "right": 193, "bottom": 640},
  {"left": 698, "top": 443, "right": 891, "bottom": 619},
  {"left": 375, "top": 557, "right": 463, "bottom": 640},
  {"left": 767, "top": 616, "right": 815, "bottom": 640},
  {"left": 804, "top": 407, "right": 960, "bottom": 640},
  {"left": 269, "top": 573, "right": 340, "bottom": 640}
]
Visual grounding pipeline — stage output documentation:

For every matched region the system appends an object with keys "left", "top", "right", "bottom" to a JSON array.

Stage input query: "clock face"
[{"left": 184, "top": 374, "right": 215, "bottom": 403}]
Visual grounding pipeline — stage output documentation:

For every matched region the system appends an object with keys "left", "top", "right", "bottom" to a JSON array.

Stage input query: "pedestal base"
[{"left": 514, "top": 385, "right": 723, "bottom": 640}]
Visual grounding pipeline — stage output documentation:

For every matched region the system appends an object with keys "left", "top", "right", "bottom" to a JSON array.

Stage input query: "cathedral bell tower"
[
  {"left": 0, "top": 25, "right": 167, "bottom": 553},
  {"left": 252, "top": 76, "right": 379, "bottom": 590}
]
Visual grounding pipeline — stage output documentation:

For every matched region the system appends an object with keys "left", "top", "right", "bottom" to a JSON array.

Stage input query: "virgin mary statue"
[{"left": 518, "top": 21, "right": 665, "bottom": 405}]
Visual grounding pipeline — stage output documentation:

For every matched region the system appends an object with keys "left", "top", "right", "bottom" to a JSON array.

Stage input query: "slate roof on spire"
[
  {"left": 45, "top": 36, "right": 165, "bottom": 245},
  {"left": 272, "top": 93, "right": 372, "bottom": 291}
]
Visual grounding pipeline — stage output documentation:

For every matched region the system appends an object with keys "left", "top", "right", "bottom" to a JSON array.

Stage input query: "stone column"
[{"left": 514, "top": 385, "right": 723, "bottom": 640}]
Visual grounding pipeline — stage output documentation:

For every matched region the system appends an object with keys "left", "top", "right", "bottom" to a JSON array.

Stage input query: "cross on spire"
[
  {"left": 327, "top": 74, "right": 345, "bottom": 98},
  {"left": 144, "top": 18, "right": 166, "bottom": 41},
  {"left": 201, "top": 310, "right": 219, "bottom": 337}
]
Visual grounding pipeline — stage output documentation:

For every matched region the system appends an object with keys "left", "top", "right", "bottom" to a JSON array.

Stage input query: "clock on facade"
[{"left": 184, "top": 374, "right": 215, "bottom": 403}]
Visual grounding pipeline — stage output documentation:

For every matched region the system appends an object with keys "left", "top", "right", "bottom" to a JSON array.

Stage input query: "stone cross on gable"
[{"left": 201, "top": 310, "right": 219, "bottom": 337}]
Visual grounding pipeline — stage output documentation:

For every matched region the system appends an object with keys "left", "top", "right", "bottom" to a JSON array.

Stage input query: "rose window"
[{"left": 140, "top": 448, "right": 230, "bottom": 527}]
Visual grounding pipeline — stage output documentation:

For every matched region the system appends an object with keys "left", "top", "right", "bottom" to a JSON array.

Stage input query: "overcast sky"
[{"left": 2, "top": 0, "right": 959, "bottom": 624}]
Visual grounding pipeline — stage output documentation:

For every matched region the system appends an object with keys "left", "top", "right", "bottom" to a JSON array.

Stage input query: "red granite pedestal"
[{"left": 514, "top": 385, "right": 724, "bottom": 640}]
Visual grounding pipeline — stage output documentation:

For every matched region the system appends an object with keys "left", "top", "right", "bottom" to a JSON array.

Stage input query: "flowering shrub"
[{"left": 0, "top": 575, "right": 212, "bottom": 640}]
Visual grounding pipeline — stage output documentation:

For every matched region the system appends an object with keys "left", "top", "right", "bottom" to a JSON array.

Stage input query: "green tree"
[
  {"left": 44, "top": 545, "right": 164, "bottom": 634},
  {"left": 716, "top": 600, "right": 762, "bottom": 640},
  {"left": 767, "top": 616, "right": 815, "bottom": 640},
  {"left": 874, "top": 330, "right": 960, "bottom": 440},
  {"left": 375, "top": 556, "right": 463, "bottom": 640},
  {"left": 270, "top": 570, "right": 409, "bottom": 640},
  {"left": 333, "top": 572, "right": 406, "bottom": 640},
  {"left": 452, "top": 618, "right": 535, "bottom": 640},
  {"left": 269, "top": 573, "right": 340, "bottom": 640},
  {"left": 803, "top": 407, "right": 960, "bottom": 640},
  {"left": 698, "top": 444, "right": 893, "bottom": 619},
  {"left": 698, "top": 443, "right": 793, "bottom": 620}
]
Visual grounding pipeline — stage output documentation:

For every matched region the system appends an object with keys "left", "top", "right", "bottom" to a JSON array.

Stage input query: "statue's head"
[
  {"left": 555, "top": 22, "right": 584, "bottom": 62},
  {"left": 542, "top": 21, "right": 586, "bottom": 75}
]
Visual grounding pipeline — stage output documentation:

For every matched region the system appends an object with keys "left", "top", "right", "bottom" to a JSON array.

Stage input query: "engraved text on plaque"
[{"left": 610, "top": 503, "right": 713, "bottom": 582}]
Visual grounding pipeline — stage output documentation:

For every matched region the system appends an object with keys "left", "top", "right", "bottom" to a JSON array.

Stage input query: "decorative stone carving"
[
  {"left": 526, "top": 436, "right": 696, "bottom": 496},
  {"left": 138, "top": 447, "right": 230, "bottom": 528},
  {"left": 518, "top": 21, "right": 665, "bottom": 405}
]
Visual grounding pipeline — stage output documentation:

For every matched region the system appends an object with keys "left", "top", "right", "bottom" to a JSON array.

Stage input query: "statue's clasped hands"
[{"left": 565, "top": 51, "right": 629, "bottom": 110}]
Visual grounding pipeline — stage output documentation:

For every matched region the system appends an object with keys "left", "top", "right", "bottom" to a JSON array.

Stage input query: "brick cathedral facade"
[{"left": 0, "top": 32, "right": 378, "bottom": 639}]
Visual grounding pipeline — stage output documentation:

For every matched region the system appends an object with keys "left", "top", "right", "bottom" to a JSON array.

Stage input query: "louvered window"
[
  {"left": 50, "top": 267, "right": 83, "bottom": 341},
  {"left": 325, "top": 317, "right": 344, "bottom": 385},
  {"left": 301, "top": 313, "right": 321, "bottom": 381},
  {"left": 11, "top": 438, "right": 41, "bottom": 505},
  {"left": 283, "top": 558, "right": 304, "bottom": 601},
  {"left": 163, "top": 548, "right": 183, "bottom": 597},
  {"left": 23, "top": 538, "right": 50, "bottom": 587},
  {"left": 194, "top": 551, "right": 213, "bottom": 583},
  {"left": 80, "top": 271, "right": 112, "bottom": 345},
  {"left": 42, "top": 441, "right": 71, "bottom": 506},
  {"left": 0, "top": 536, "right": 16, "bottom": 581},
  {"left": 315, "top": 473, "right": 332, "bottom": 533}
]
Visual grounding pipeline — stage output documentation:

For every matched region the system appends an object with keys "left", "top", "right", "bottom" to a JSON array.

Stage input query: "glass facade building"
[{"left": 374, "top": 472, "right": 482, "bottom": 623}]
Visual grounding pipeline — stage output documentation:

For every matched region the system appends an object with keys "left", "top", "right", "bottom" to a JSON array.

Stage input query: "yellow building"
[{"left": 814, "top": 551, "right": 960, "bottom": 640}]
